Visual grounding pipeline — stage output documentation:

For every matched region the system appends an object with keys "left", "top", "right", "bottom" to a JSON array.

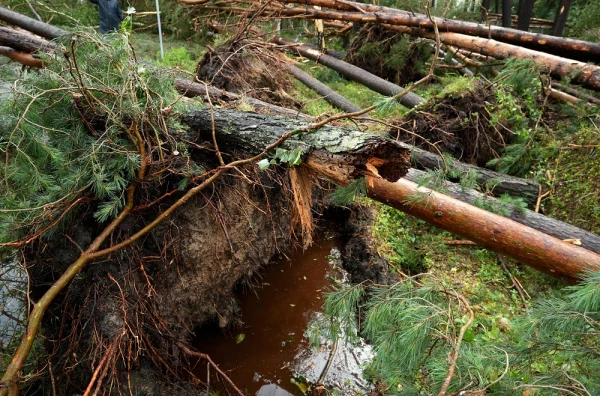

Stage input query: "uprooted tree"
[{"left": 2, "top": 3, "right": 600, "bottom": 395}]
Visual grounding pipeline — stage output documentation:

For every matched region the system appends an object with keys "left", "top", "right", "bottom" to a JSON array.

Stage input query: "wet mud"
[{"left": 192, "top": 233, "right": 342, "bottom": 395}]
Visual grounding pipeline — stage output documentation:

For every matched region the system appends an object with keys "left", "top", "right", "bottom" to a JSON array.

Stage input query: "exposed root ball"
[
  {"left": 389, "top": 80, "right": 510, "bottom": 166},
  {"left": 344, "top": 25, "right": 430, "bottom": 86},
  {"left": 196, "top": 40, "right": 300, "bottom": 109}
]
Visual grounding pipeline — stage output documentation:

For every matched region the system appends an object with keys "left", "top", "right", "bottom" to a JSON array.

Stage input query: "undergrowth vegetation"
[{"left": 1, "top": 0, "right": 600, "bottom": 395}]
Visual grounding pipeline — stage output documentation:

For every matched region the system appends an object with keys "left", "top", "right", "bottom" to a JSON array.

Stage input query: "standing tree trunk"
[
  {"left": 480, "top": 0, "right": 491, "bottom": 22},
  {"left": 516, "top": 0, "right": 535, "bottom": 31},
  {"left": 502, "top": 0, "right": 512, "bottom": 27},
  {"left": 552, "top": 0, "right": 572, "bottom": 36}
]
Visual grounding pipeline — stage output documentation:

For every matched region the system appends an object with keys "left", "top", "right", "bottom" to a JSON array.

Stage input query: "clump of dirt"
[
  {"left": 344, "top": 25, "right": 430, "bottom": 86},
  {"left": 389, "top": 80, "right": 510, "bottom": 166},
  {"left": 26, "top": 165, "right": 295, "bottom": 395},
  {"left": 334, "top": 205, "right": 396, "bottom": 285},
  {"left": 196, "top": 40, "right": 300, "bottom": 109}
]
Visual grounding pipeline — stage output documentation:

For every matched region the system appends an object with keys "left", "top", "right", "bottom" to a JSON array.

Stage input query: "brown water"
[{"left": 192, "top": 235, "right": 341, "bottom": 395}]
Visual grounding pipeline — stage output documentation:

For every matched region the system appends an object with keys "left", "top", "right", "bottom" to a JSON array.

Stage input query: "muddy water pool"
[{"left": 192, "top": 234, "right": 344, "bottom": 395}]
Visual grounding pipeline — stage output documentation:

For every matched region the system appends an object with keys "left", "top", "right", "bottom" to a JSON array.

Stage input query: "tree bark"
[
  {"left": 367, "top": 176, "right": 598, "bottom": 283},
  {"left": 383, "top": 25, "right": 600, "bottom": 91},
  {"left": 404, "top": 168, "right": 600, "bottom": 255},
  {"left": 516, "top": 0, "right": 535, "bottom": 31},
  {"left": 0, "top": 6, "right": 67, "bottom": 40},
  {"left": 0, "top": 26, "right": 54, "bottom": 53},
  {"left": 182, "top": 108, "right": 411, "bottom": 185},
  {"left": 273, "top": 37, "right": 426, "bottom": 108},
  {"left": 403, "top": 144, "right": 540, "bottom": 204},
  {"left": 271, "top": 0, "right": 600, "bottom": 63},
  {"left": 502, "top": 0, "right": 512, "bottom": 28},
  {"left": 552, "top": 0, "right": 572, "bottom": 37},
  {"left": 287, "top": 64, "right": 362, "bottom": 113},
  {"left": 0, "top": 46, "right": 43, "bottom": 67},
  {"left": 182, "top": 108, "right": 600, "bottom": 282},
  {"left": 174, "top": 78, "right": 313, "bottom": 120}
]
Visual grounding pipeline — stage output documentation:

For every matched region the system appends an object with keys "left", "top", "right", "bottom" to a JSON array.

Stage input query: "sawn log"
[{"left": 182, "top": 109, "right": 600, "bottom": 282}]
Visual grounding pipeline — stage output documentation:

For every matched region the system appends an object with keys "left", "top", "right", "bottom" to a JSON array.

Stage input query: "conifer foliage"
[
  {"left": 0, "top": 32, "right": 194, "bottom": 246},
  {"left": 317, "top": 271, "right": 600, "bottom": 395}
]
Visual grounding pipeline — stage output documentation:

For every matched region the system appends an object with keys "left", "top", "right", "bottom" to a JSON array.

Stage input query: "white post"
[{"left": 155, "top": 0, "right": 164, "bottom": 59}]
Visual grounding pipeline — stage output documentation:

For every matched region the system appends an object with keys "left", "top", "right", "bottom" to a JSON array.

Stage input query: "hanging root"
[{"left": 289, "top": 166, "right": 314, "bottom": 249}]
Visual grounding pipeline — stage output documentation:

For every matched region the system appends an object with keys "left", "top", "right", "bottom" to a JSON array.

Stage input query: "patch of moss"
[
  {"left": 370, "top": 200, "right": 559, "bottom": 341},
  {"left": 546, "top": 124, "right": 600, "bottom": 234}
]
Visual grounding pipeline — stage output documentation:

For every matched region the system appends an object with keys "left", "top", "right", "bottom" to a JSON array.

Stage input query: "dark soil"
[
  {"left": 389, "top": 80, "right": 511, "bottom": 166},
  {"left": 196, "top": 40, "right": 300, "bottom": 109}
]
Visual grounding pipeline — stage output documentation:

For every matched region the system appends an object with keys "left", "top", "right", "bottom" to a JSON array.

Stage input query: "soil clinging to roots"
[
  {"left": 389, "top": 80, "right": 511, "bottom": 166},
  {"left": 196, "top": 40, "right": 301, "bottom": 109},
  {"left": 344, "top": 25, "right": 430, "bottom": 86}
]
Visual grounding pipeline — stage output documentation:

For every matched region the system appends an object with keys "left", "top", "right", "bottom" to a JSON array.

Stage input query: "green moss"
[
  {"left": 546, "top": 124, "right": 600, "bottom": 234},
  {"left": 436, "top": 75, "right": 476, "bottom": 99}
]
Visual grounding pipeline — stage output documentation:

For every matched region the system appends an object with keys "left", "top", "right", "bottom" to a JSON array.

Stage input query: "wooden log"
[
  {"left": 403, "top": 144, "right": 540, "bottom": 205},
  {"left": 182, "top": 108, "right": 600, "bottom": 282},
  {"left": 182, "top": 108, "right": 411, "bottom": 186},
  {"left": 404, "top": 168, "right": 600, "bottom": 255},
  {"left": 366, "top": 175, "right": 599, "bottom": 283},
  {"left": 273, "top": 0, "right": 600, "bottom": 63},
  {"left": 0, "top": 6, "right": 67, "bottom": 39},
  {"left": 262, "top": 7, "right": 600, "bottom": 90},
  {"left": 0, "top": 46, "right": 43, "bottom": 67},
  {"left": 382, "top": 25, "right": 600, "bottom": 91},
  {"left": 551, "top": 82, "right": 600, "bottom": 105},
  {"left": 174, "top": 78, "right": 313, "bottom": 120},
  {"left": 0, "top": 26, "right": 54, "bottom": 53},
  {"left": 273, "top": 37, "right": 426, "bottom": 108},
  {"left": 286, "top": 64, "right": 362, "bottom": 113}
]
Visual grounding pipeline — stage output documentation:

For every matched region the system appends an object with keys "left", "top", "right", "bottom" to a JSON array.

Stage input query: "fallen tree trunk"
[
  {"left": 0, "top": 26, "right": 54, "bottom": 53},
  {"left": 174, "top": 78, "right": 313, "bottom": 120},
  {"left": 274, "top": 37, "right": 426, "bottom": 108},
  {"left": 405, "top": 168, "right": 600, "bottom": 255},
  {"left": 366, "top": 174, "right": 597, "bottom": 282},
  {"left": 182, "top": 108, "right": 600, "bottom": 282},
  {"left": 384, "top": 25, "right": 600, "bottom": 91},
  {"left": 403, "top": 144, "right": 540, "bottom": 204},
  {"left": 177, "top": 77, "right": 539, "bottom": 203},
  {"left": 550, "top": 82, "right": 600, "bottom": 105},
  {"left": 0, "top": 46, "right": 43, "bottom": 67},
  {"left": 264, "top": 6, "right": 600, "bottom": 90},
  {"left": 287, "top": 63, "right": 362, "bottom": 113},
  {"left": 0, "top": 6, "right": 67, "bottom": 39},
  {"left": 183, "top": 109, "right": 411, "bottom": 185},
  {"left": 273, "top": 0, "right": 600, "bottom": 63}
]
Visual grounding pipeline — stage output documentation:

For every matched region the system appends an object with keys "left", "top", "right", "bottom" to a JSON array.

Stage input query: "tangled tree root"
[
  {"left": 389, "top": 80, "right": 511, "bottom": 166},
  {"left": 196, "top": 39, "right": 300, "bottom": 109},
  {"left": 344, "top": 24, "right": 430, "bottom": 86}
]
